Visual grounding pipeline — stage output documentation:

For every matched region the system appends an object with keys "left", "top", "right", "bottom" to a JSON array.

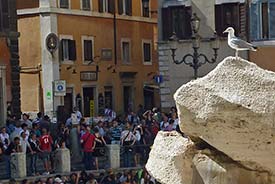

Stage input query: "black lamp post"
[{"left": 170, "top": 13, "right": 220, "bottom": 79}]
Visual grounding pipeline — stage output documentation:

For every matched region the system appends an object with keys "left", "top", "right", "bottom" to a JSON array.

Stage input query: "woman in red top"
[
  {"left": 39, "top": 128, "right": 53, "bottom": 175},
  {"left": 80, "top": 124, "right": 96, "bottom": 170}
]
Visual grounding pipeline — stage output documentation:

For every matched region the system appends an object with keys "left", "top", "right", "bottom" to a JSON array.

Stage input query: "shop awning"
[
  {"left": 162, "top": 0, "right": 191, "bottom": 8},
  {"left": 215, "top": 0, "right": 245, "bottom": 4}
]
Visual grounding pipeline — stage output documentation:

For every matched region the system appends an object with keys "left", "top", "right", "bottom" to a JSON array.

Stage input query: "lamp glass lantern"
[
  {"left": 169, "top": 32, "right": 179, "bottom": 51},
  {"left": 191, "top": 13, "right": 200, "bottom": 34},
  {"left": 211, "top": 32, "right": 220, "bottom": 50}
]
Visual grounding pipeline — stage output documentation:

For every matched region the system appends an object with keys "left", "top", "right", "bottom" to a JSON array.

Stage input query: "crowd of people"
[
  {"left": 8, "top": 168, "right": 160, "bottom": 184},
  {"left": 0, "top": 105, "right": 180, "bottom": 179}
]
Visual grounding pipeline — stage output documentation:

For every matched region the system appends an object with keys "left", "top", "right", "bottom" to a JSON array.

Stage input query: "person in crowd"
[
  {"left": 39, "top": 128, "right": 53, "bottom": 175},
  {"left": 73, "top": 107, "right": 83, "bottom": 123},
  {"left": 97, "top": 121, "right": 106, "bottom": 137},
  {"left": 20, "top": 123, "right": 30, "bottom": 140},
  {"left": 119, "top": 171, "right": 128, "bottom": 184},
  {"left": 79, "top": 170, "right": 89, "bottom": 184},
  {"left": 0, "top": 126, "right": 10, "bottom": 150},
  {"left": 80, "top": 124, "right": 96, "bottom": 170},
  {"left": 124, "top": 172, "right": 136, "bottom": 184},
  {"left": 20, "top": 131, "right": 33, "bottom": 154},
  {"left": 136, "top": 105, "right": 145, "bottom": 120},
  {"left": 29, "top": 133, "right": 41, "bottom": 176},
  {"left": 86, "top": 173, "right": 98, "bottom": 184},
  {"left": 109, "top": 120, "right": 122, "bottom": 144},
  {"left": 5, "top": 137, "right": 22, "bottom": 177},
  {"left": 164, "top": 119, "right": 174, "bottom": 132},
  {"left": 159, "top": 115, "right": 169, "bottom": 131},
  {"left": 100, "top": 169, "right": 116, "bottom": 184},
  {"left": 32, "top": 122, "right": 41, "bottom": 138},
  {"left": 93, "top": 127, "right": 106, "bottom": 170},
  {"left": 121, "top": 121, "right": 136, "bottom": 167},
  {"left": 32, "top": 112, "right": 43, "bottom": 124},
  {"left": 46, "top": 177, "right": 54, "bottom": 184},
  {"left": 133, "top": 124, "right": 144, "bottom": 167},
  {"left": 10, "top": 120, "right": 23, "bottom": 141},
  {"left": 170, "top": 112, "right": 179, "bottom": 130},
  {"left": 40, "top": 115, "right": 51, "bottom": 132},
  {"left": 67, "top": 172, "right": 79, "bottom": 184},
  {"left": 21, "top": 113, "right": 32, "bottom": 129}
]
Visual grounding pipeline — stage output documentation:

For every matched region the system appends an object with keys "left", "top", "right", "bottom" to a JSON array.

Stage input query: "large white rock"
[
  {"left": 174, "top": 57, "right": 275, "bottom": 174},
  {"left": 146, "top": 131, "right": 195, "bottom": 184}
]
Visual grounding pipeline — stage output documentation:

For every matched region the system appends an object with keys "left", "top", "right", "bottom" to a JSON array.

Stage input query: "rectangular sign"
[
  {"left": 80, "top": 71, "right": 98, "bottom": 81},
  {"left": 54, "top": 80, "right": 66, "bottom": 96},
  {"left": 90, "top": 100, "right": 95, "bottom": 117}
]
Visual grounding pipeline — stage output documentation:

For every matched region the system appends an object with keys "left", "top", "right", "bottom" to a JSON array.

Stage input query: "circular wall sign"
[{"left": 46, "top": 33, "right": 59, "bottom": 54}]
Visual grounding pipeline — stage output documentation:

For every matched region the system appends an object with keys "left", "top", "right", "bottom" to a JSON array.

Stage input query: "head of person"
[
  {"left": 14, "top": 137, "right": 20, "bottom": 145},
  {"left": 21, "top": 131, "right": 26, "bottom": 139},
  {"left": 46, "top": 177, "right": 54, "bottom": 184},
  {"left": 97, "top": 121, "right": 103, "bottom": 127},
  {"left": 41, "top": 128, "right": 48, "bottom": 135},
  {"left": 32, "top": 122, "right": 39, "bottom": 130},
  {"left": 54, "top": 177, "right": 63, "bottom": 184},
  {"left": 112, "top": 120, "right": 118, "bottom": 127},
  {"left": 37, "top": 112, "right": 42, "bottom": 118},
  {"left": 163, "top": 115, "right": 168, "bottom": 122},
  {"left": 21, "top": 123, "right": 28, "bottom": 131},
  {"left": 171, "top": 112, "right": 177, "bottom": 119},
  {"left": 80, "top": 170, "right": 88, "bottom": 179},
  {"left": 1, "top": 127, "right": 6, "bottom": 133},
  {"left": 30, "top": 133, "right": 36, "bottom": 140},
  {"left": 22, "top": 113, "right": 29, "bottom": 121},
  {"left": 70, "top": 173, "right": 77, "bottom": 182},
  {"left": 93, "top": 127, "right": 99, "bottom": 136},
  {"left": 125, "top": 121, "right": 132, "bottom": 129}
]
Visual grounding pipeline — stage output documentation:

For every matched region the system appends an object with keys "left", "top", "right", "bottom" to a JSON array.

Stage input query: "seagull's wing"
[{"left": 230, "top": 37, "right": 255, "bottom": 49}]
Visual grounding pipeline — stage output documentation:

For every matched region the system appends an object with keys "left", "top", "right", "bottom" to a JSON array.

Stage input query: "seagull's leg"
[{"left": 235, "top": 50, "right": 239, "bottom": 60}]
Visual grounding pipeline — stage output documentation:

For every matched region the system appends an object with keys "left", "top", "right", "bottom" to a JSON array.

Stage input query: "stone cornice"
[{"left": 17, "top": 7, "right": 158, "bottom": 24}]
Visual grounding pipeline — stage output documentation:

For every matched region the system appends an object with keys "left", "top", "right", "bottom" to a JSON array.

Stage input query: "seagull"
[{"left": 223, "top": 27, "right": 257, "bottom": 59}]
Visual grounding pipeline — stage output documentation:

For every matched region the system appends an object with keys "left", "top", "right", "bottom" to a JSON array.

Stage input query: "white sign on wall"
[{"left": 54, "top": 80, "right": 66, "bottom": 96}]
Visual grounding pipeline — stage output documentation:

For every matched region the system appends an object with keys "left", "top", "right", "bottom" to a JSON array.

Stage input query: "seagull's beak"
[{"left": 223, "top": 30, "right": 228, "bottom": 34}]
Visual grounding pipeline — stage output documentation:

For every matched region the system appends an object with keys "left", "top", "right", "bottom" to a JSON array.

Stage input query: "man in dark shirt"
[{"left": 5, "top": 137, "right": 22, "bottom": 177}]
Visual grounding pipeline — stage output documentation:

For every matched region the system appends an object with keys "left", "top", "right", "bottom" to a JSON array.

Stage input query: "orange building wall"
[
  {"left": 18, "top": 16, "right": 41, "bottom": 113},
  {"left": 0, "top": 38, "right": 12, "bottom": 101},
  {"left": 17, "top": 0, "right": 39, "bottom": 10},
  {"left": 250, "top": 47, "right": 275, "bottom": 72},
  {"left": 58, "top": 14, "right": 158, "bottom": 113}
]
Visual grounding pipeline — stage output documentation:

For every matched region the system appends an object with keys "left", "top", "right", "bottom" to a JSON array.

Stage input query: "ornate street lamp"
[{"left": 170, "top": 13, "right": 220, "bottom": 79}]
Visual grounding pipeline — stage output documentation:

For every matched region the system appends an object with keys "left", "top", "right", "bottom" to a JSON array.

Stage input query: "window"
[
  {"left": 143, "top": 41, "right": 152, "bottom": 64},
  {"left": 250, "top": 1, "right": 275, "bottom": 40},
  {"left": 82, "top": 36, "right": 94, "bottom": 63},
  {"left": 60, "top": 38, "right": 77, "bottom": 61},
  {"left": 0, "top": 0, "right": 9, "bottom": 32},
  {"left": 98, "top": 0, "right": 115, "bottom": 13},
  {"left": 121, "top": 40, "right": 131, "bottom": 63},
  {"left": 59, "top": 0, "right": 69, "bottom": 9},
  {"left": 118, "top": 0, "right": 132, "bottom": 15},
  {"left": 215, "top": 3, "right": 246, "bottom": 37},
  {"left": 82, "top": 0, "right": 91, "bottom": 10},
  {"left": 142, "top": 0, "right": 150, "bottom": 17},
  {"left": 162, "top": 6, "right": 192, "bottom": 40}
]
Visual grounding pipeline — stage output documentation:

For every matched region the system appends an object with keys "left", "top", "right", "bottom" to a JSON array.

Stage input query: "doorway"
[
  {"left": 64, "top": 88, "right": 73, "bottom": 115},
  {"left": 123, "top": 86, "right": 133, "bottom": 113},
  {"left": 83, "top": 87, "right": 95, "bottom": 117},
  {"left": 144, "top": 86, "right": 154, "bottom": 110}
]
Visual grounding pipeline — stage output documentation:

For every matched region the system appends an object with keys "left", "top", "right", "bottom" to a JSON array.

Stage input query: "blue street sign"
[{"left": 154, "top": 75, "right": 163, "bottom": 84}]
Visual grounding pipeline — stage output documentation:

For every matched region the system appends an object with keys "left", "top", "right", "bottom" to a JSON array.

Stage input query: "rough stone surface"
[
  {"left": 146, "top": 131, "right": 195, "bottom": 184},
  {"left": 174, "top": 57, "right": 275, "bottom": 175},
  {"left": 107, "top": 144, "right": 120, "bottom": 169},
  {"left": 55, "top": 148, "right": 71, "bottom": 173},
  {"left": 10, "top": 153, "right": 26, "bottom": 178}
]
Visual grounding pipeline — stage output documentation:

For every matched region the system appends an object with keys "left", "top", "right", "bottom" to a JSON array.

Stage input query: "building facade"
[
  {"left": 158, "top": 0, "right": 249, "bottom": 111},
  {"left": 0, "top": 0, "right": 21, "bottom": 124},
  {"left": 248, "top": 0, "right": 275, "bottom": 71},
  {"left": 17, "top": 0, "right": 159, "bottom": 118}
]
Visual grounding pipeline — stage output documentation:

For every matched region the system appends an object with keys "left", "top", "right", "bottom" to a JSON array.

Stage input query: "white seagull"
[{"left": 223, "top": 27, "right": 257, "bottom": 58}]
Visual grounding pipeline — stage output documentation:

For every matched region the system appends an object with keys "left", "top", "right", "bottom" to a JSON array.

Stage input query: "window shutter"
[
  {"left": 83, "top": 0, "right": 90, "bottom": 10},
  {"left": 268, "top": 2, "right": 275, "bottom": 39},
  {"left": 60, "top": 40, "right": 64, "bottom": 61},
  {"left": 108, "top": 0, "right": 115, "bottom": 14},
  {"left": 118, "top": 0, "right": 123, "bottom": 14},
  {"left": 126, "top": 0, "right": 132, "bottom": 16},
  {"left": 69, "top": 40, "right": 77, "bottom": 61},
  {"left": 2, "top": 0, "right": 9, "bottom": 30},
  {"left": 84, "top": 40, "right": 93, "bottom": 61},
  {"left": 144, "top": 43, "right": 151, "bottom": 62},
  {"left": 98, "top": 0, "right": 103, "bottom": 12},
  {"left": 250, "top": 2, "right": 260, "bottom": 41},
  {"left": 215, "top": 5, "right": 223, "bottom": 36},
  {"left": 162, "top": 8, "right": 172, "bottom": 40},
  {"left": 239, "top": 3, "right": 247, "bottom": 37}
]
